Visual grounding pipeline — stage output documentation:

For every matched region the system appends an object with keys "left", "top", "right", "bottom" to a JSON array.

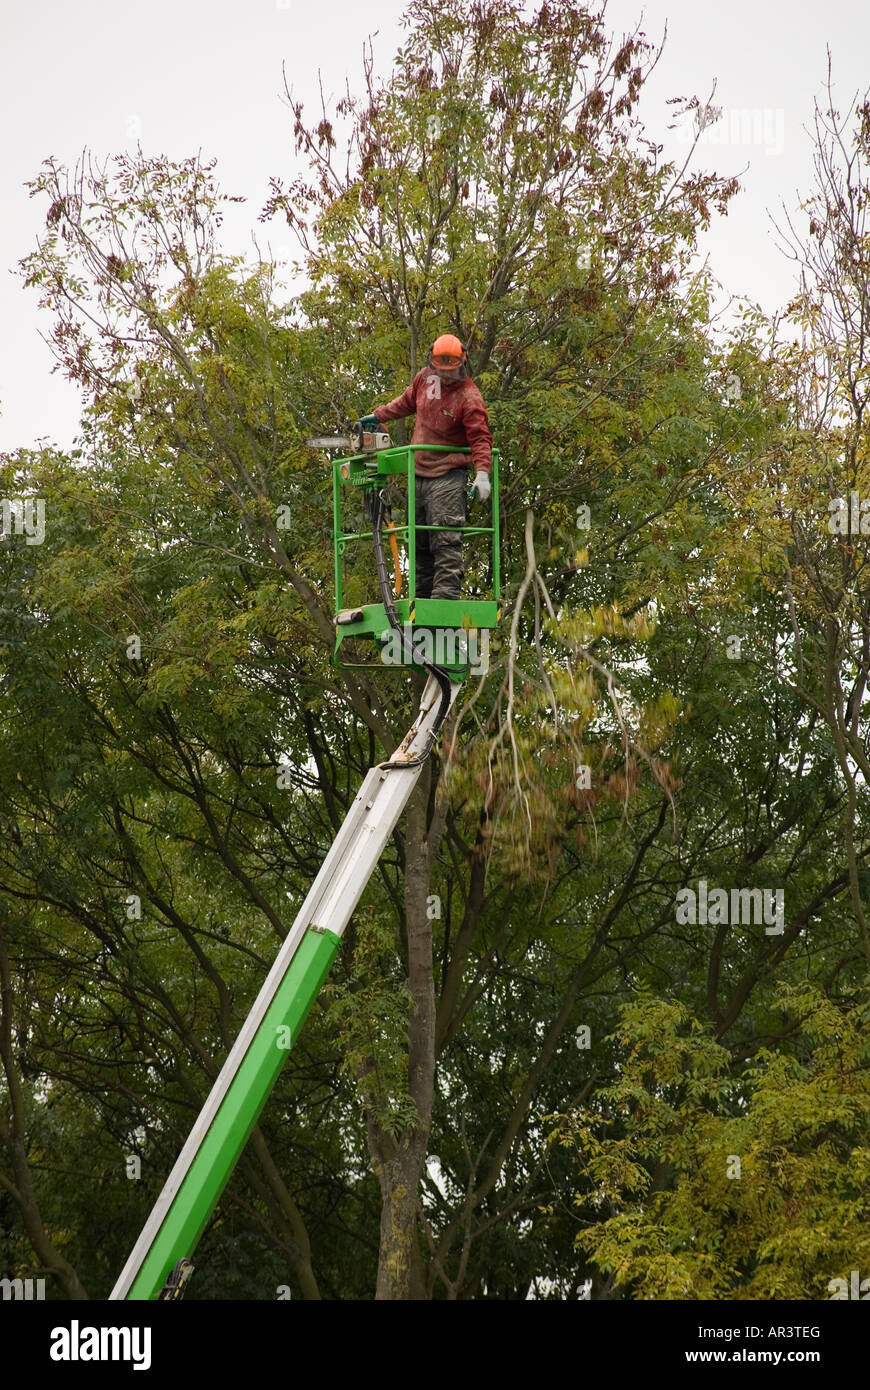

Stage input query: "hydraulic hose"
[
  {"left": 366, "top": 488, "right": 454, "bottom": 768},
  {"left": 386, "top": 513, "right": 402, "bottom": 598}
]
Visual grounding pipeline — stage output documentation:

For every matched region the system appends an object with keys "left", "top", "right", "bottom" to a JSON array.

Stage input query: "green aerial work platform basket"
[{"left": 332, "top": 443, "right": 500, "bottom": 679}]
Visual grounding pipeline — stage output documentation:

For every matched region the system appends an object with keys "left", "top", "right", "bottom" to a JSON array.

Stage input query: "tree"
[
  {"left": 550, "top": 985, "right": 870, "bottom": 1299},
  {"left": 5, "top": 0, "right": 866, "bottom": 1302}
]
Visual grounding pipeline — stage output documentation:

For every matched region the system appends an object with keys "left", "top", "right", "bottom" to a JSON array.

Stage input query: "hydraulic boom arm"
[{"left": 110, "top": 673, "right": 460, "bottom": 1300}]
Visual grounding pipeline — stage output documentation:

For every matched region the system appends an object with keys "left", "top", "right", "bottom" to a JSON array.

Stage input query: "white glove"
[{"left": 471, "top": 471, "right": 491, "bottom": 502}]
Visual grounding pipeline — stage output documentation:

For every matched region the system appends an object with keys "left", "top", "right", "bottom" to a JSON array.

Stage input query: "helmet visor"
[{"left": 431, "top": 352, "right": 462, "bottom": 368}]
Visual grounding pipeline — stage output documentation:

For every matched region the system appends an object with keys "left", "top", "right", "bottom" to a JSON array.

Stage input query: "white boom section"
[
  {"left": 109, "top": 674, "right": 459, "bottom": 1300},
  {"left": 292, "top": 674, "right": 458, "bottom": 936}
]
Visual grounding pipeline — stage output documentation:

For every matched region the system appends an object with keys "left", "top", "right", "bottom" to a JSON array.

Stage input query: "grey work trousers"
[{"left": 413, "top": 468, "right": 467, "bottom": 600}]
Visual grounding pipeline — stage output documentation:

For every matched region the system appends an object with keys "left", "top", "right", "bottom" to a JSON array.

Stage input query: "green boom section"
[{"left": 125, "top": 926, "right": 341, "bottom": 1300}]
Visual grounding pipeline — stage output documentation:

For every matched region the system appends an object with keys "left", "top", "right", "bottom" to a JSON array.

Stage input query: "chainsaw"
[
  {"left": 308, "top": 420, "right": 402, "bottom": 598},
  {"left": 306, "top": 417, "right": 391, "bottom": 454}
]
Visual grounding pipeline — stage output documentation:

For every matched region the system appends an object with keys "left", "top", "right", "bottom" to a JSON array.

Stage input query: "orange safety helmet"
[{"left": 429, "top": 333, "right": 467, "bottom": 369}]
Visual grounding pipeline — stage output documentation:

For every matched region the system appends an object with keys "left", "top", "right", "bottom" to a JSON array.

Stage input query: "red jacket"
[{"left": 373, "top": 367, "right": 493, "bottom": 477}]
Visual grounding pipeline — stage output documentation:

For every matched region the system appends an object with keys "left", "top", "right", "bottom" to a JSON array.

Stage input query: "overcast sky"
[{"left": 1, "top": 0, "right": 868, "bottom": 453}]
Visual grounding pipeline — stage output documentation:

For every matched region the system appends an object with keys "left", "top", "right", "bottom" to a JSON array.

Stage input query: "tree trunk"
[
  {"left": 371, "top": 763, "right": 437, "bottom": 1298},
  {"left": 375, "top": 1153, "right": 426, "bottom": 1299}
]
